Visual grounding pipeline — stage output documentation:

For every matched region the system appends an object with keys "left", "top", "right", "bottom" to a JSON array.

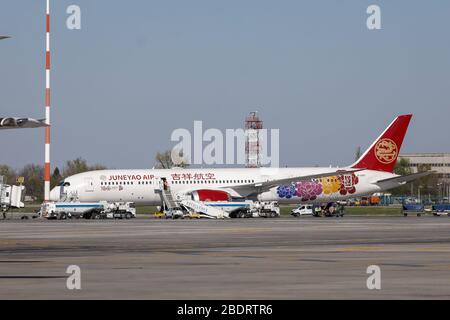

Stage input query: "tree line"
[
  {"left": 0, "top": 153, "right": 440, "bottom": 202},
  {"left": 0, "top": 151, "right": 185, "bottom": 202},
  {"left": 0, "top": 158, "right": 106, "bottom": 202}
]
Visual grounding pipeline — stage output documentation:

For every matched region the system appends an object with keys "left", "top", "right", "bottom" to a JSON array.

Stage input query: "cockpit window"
[{"left": 59, "top": 181, "right": 71, "bottom": 187}]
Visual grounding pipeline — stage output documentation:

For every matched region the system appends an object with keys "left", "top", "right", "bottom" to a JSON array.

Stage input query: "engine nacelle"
[
  {"left": 191, "top": 190, "right": 231, "bottom": 202},
  {"left": 0, "top": 118, "right": 17, "bottom": 127}
]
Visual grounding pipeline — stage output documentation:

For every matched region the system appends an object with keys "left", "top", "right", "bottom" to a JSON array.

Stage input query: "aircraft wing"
[
  {"left": 223, "top": 168, "right": 364, "bottom": 197},
  {"left": 0, "top": 36, "right": 10, "bottom": 40},
  {"left": 0, "top": 117, "right": 48, "bottom": 130},
  {"left": 374, "top": 171, "right": 434, "bottom": 185}
]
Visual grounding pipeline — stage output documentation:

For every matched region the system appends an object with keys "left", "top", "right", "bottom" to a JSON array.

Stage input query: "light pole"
[
  {"left": 444, "top": 183, "right": 450, "bottom": 202},
  {"left": 437, "top": 183, "right": 443, "bottom": 203}
]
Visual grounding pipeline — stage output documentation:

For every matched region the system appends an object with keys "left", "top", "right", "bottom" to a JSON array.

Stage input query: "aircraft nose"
[{"left": 49, "top": 187, "right": 60, "bottom": 201}]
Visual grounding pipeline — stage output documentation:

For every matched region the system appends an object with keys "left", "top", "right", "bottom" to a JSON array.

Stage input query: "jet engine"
[{"left": 0, "top": 118, "right": 17, "bottom": 128}]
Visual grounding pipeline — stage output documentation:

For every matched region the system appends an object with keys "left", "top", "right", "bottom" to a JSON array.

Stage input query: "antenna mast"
[{"left": 44, "top": 0, "right": 51, "bottom": 201}]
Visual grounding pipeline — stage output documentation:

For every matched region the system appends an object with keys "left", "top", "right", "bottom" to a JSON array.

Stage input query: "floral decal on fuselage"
[{"left": 277, "top": 174, "right": 359, "bottom": 201}]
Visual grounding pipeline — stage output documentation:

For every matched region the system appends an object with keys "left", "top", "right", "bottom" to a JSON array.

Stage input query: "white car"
[{"left": 291, "top": 205, "right": 313, "bottom": 217}]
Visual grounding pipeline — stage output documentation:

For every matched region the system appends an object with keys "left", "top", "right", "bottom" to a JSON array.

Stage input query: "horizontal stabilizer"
[{"left": 374, "top": 171, "right": 434, "bottom": 185}]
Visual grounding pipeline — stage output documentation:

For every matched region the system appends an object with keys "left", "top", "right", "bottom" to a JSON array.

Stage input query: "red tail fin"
[{"left": 351, "top": 114, "right": 412, "bottom": 173}]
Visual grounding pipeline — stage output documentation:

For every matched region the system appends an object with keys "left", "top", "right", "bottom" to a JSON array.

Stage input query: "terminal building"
[
  {"left": 399, "top": 153, "right": 450, "bottom": 182},
  {"left": 399, "top": 153, "right": 450, "bottom": 200}
]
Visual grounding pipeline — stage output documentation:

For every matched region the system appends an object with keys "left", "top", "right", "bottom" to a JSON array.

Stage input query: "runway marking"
[
  {"left": 0, "top": 275, "right": 65, "bottom": 279},
  {"left": 0, "top": 239, "right": 55, "bottom": 247},
  {"left": 338, "top": 246, "right": 385, "bottom": 252},
  {"left": 429, "top": 264, "right": 450, "bottom": 271},
  {"left": 221, "top": 228, "right": 269, "bottom": 233}
]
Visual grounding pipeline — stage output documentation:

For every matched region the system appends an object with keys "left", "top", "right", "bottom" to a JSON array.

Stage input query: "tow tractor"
[
  {"left": 312, "top": 203, "right": 345, "bottom": 217},
  {"left": 40, "top": 201, "right": 136, "bottom": 220}
]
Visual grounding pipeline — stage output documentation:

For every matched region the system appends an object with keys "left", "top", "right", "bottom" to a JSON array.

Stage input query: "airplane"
[
  {"left": 1, "top": 38, "right": 48, "bottom": 130},
  {"left": 50, "top": 114, "right": 430, "bottom": 214},
  {"left": 0, "top": 117, "right": 48, "bottom": 130}
]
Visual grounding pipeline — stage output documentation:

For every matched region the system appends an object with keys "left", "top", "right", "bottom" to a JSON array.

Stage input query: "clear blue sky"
[{"left": 1, "top": 0, "right": 449, "bottom": 169}]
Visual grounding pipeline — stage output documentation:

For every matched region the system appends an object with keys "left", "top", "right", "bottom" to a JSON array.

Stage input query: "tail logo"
[{"left": 374, "top": 138, "right": 398, "bottom": 164}]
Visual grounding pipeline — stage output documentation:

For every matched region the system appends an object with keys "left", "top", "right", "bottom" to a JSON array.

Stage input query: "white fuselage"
[{"left": 50, "top": 168, "right": 397, "bottom": 205}]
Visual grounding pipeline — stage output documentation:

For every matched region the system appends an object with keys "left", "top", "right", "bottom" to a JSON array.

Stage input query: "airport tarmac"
[{"left": 1, "top": 216, "right": 450, "bottom": 299}]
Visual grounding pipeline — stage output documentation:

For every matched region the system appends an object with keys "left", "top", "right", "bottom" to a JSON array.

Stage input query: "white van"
[{"left": 291, "top": 205, "right": 313, "bottom": 217}]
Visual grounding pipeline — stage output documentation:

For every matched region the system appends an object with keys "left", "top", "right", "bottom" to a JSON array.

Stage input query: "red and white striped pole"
[{"left": 44, "top": 0, "right": 51, "bottom": 201}]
